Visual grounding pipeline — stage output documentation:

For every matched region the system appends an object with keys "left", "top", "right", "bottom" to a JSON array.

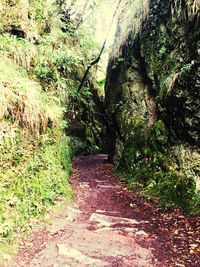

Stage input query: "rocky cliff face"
[{"left": 105, "top": 0, "right": 200, "bottom": 210}]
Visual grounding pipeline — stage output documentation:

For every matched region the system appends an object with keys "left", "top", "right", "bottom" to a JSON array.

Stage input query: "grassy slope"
[{"left": 0, "top": 0, "right": 87, "bottom": 248}]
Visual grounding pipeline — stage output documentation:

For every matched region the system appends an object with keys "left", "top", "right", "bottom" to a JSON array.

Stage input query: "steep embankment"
[
  {"left": 105, "top": 0, "right": 200, "bottom": 211},
  {"left": 0, "top": 0, "right": 75, "bottom": 246},
  {"left": 0, "top": 0, "right": 106, "bottom": 248}
]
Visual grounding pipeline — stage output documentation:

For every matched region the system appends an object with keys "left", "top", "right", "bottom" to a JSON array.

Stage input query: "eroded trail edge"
[{"left": 12, "top": 155, "right": 199, "bottom": 267}]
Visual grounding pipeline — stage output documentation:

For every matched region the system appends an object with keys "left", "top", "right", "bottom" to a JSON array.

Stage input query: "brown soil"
[{"left": 9, "top": 154, "right": 200, "bottom": 267}]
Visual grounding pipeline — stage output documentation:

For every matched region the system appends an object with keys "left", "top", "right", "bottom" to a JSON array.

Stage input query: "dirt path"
[{"left": 10, "top": 155, "right": 200, "bottom": 267}]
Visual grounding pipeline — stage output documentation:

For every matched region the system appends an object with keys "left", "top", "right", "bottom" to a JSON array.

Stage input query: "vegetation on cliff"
[
  {"left": 0, "top": 0, "right": 106, "bottom": 246},
  {"left": 105, "top": 0, "right": 200, "bottom": 213}
]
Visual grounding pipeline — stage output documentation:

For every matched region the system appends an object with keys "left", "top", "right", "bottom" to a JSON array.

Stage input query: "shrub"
[
  {"left": 121, "top": 119, "right": 198, "bottom": 212},
  {"left": 0, "top": 129, "right": 72, "bottom": 241}
]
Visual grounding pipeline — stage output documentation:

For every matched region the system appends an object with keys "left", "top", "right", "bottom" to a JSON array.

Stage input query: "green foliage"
[
  {"left": 151, "top": 171, "right": 197, "bottom": 211},
  {"left": 77, "top": 25, "right": 101, "bottom": 57},
  {"left": 68, "top": 136, "right": 87, "bottom": 156},
  {"left": 0, "top": 54, "right": 63, "bottom": 136},
  {"left": 180, "top": 63, "right": 192, "bottom": 75},
  {"left": 0, "top": 0, "right": 76, "bottom": 245},
  {"left": 34, "top": 61, "right": 55, "bottom": 83},
  {"left": 159, "top": 46, "right": 167, "bottom": 55},
  {"left": 96, "top": 78, "right": 106, "bottom": 87},
  {"left": 0, "top": 0, "right": 106, "bottom": 247},
  {"left": 0, "top": 34, "right": 37, "bottom": 70},
  {"left": 0, "top": 129, "right": 72, "bottom": 241},
  {"left": 55, "top": 50, "right": 81, "bottom": 70},
  {"left": 121, "top": 119, "right": 198, "bottom": 213},
  {"left": 60, "top": 135, "right": 73, "bottom": 173},
  {"left": 0, "top": 33, "right": 82, "bottom": 91},
  {"left": 29, "top": 0, "right": 58, "bottom": 30},
  {"left": 67, "top": 84, "right": 105, "bottom": 154}
]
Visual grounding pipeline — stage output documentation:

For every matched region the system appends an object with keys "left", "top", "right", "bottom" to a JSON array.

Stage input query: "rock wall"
[{"left": 105, "top": 0, "right": 200, "bottom": 210}]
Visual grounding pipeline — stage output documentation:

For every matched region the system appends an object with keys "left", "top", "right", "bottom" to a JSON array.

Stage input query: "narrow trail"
[{"left": 11, "top": 155, "right": 199, "bottom": 267}]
